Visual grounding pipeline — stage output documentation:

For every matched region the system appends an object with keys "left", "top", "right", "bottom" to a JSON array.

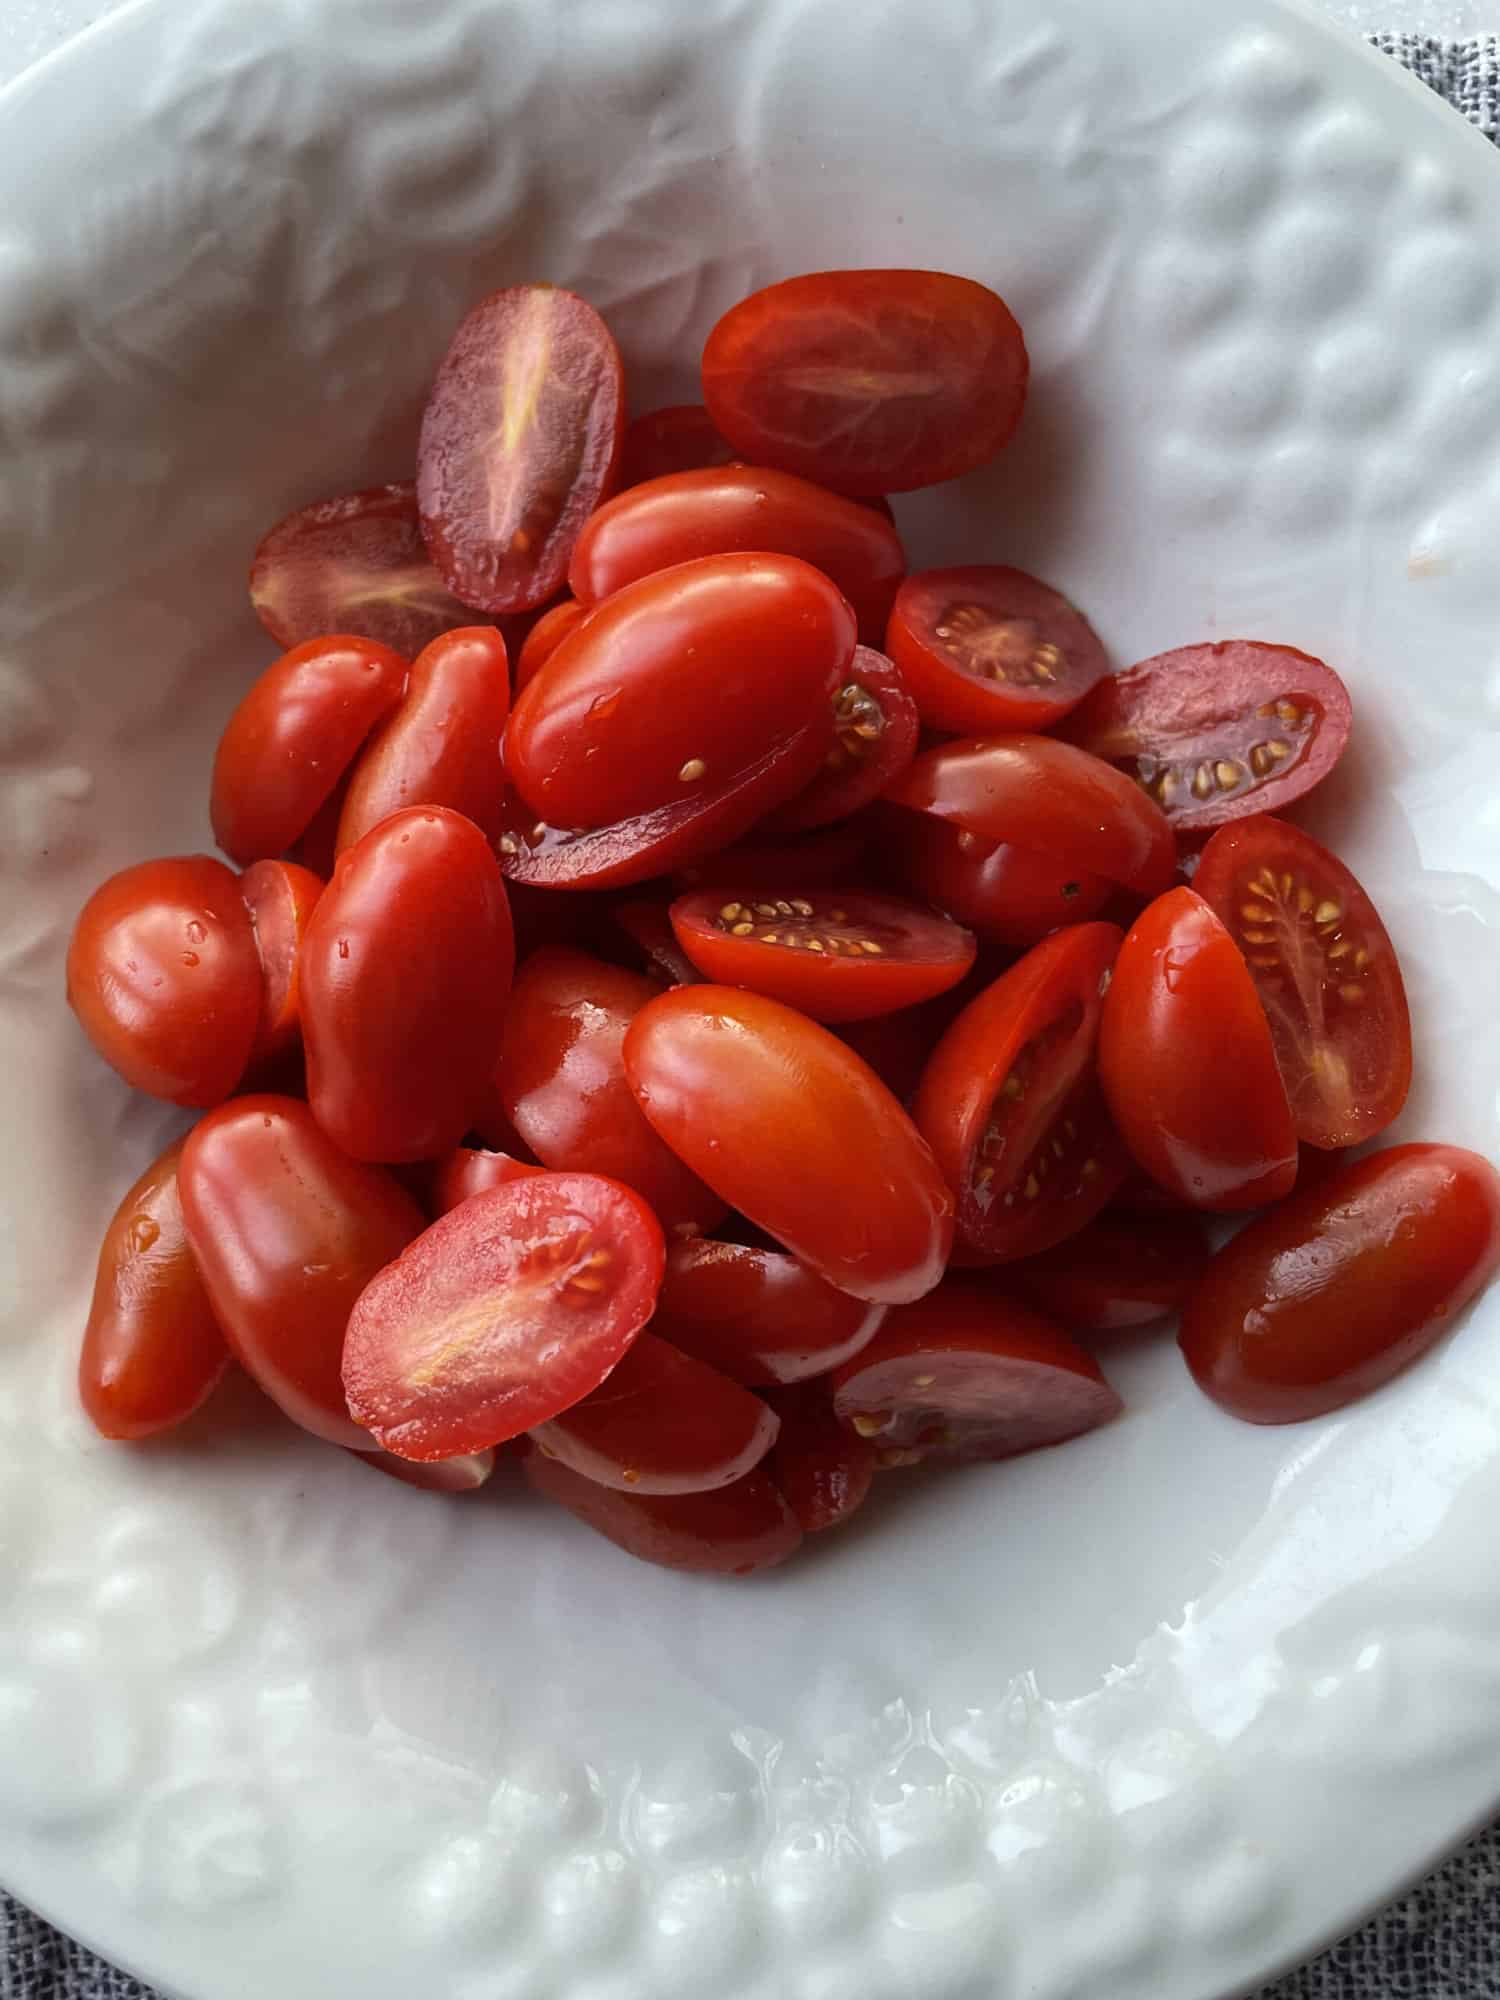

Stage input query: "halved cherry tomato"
[
  {"left": 1008, "top": 1213, "right": 1210, "bottom": 1332},
  {"left": 417, "top": 285, "right": 625, "bottom": 614},
  {"left": 353, "top": 1447, "right": 496, "bottom": 1492},
  {"left": 1098, "top": 888, "right": 1297, "bottom": 1211},
  {"left": 619, "top": 403, "right": 738, "bottom": 487},
  {"left": 913, "top": 925, "right": 1125, "bottom": 1261},
  {"left": 886, "top": 566, "right": 1108, "bottom": 733},
  {"left": 701, "top": 269, "right": 1028, "bottom": 494},
  {"left": 238, "top": 859, "right": 323, "bottom": 1067},
  {"left": 67, "top": 856, "right": 262, "bottom": 1107},
  {"left": 672, "top": 817, "right": 871, "bottom": 893},
  {"left": 885, "top": 807, "right": 1112, "bottom": 951},
  {"left": 763, "top": 1383, "right": 875, "bottom": 1532},
  {"left": 830, "top": 1282, "right": 1121, "bottom": 1464},
  {"left": 336, "top": 626, "right": 510, "bottom": 851},
  {"left": 79, "top": 1138, "right": 232, "bottom": 1441},
  {"left": 249, "top": 482, "right": 481, "bottom": 657},
  {"left": 529, "top": 1332, "right": 778, "bottom": 1493},
  {"left": 884, "top": 735, "right": 1177, "bottom": 901},
  {"left": 430, "top": 1145, "right": 546, "bottom": 1216},
  {"left": 506, "top": 552, "right": 850, "bottom": 831},
  {"left": 179, "top": 1095, "right": 425, "bottom": 1446},
  {"left": 608, "top": 900, "right": 701, "bottom": 988},
  {"left": 514, "top": 598, "right": 589, "bottom": 693},
  {"left": 1060, "top": 641, "right": 1353, "bottom": 835},
  {"left": 1193, "top": 816, "right": 1412, "bottom": 1150},
  {"left": 1179, "top": 1144, "right": 1500, "bottom": 1423},
  {"left": 300, "top": 808, "right": 514, "bottom": 1161},
  {"left": 526, "top": 1451, "right": 802, "bottom": 1574},
  {"left": 342, "top": 1173, "right": 665, "bottom": 1459},
  {"left": 495, "top": 948, "right": 727, "bottom": 1235},
  {"left": 569, "top": 466, "right": 905, "bottom": 644},
  {"left": 652, "top": 1237, "right": 884, "bottom": 1385},
  {"left": 669, "top": 888, "right": 975, "bottom": 1024},
  {"left": 210, "top": 635, "right": 409, "bottom": 865},
  {"left": 763, "top": 646, "right": 920, "bottom": 834},
  {"left": 624, "top": 985, "right": 953, "bottom": 1303}
]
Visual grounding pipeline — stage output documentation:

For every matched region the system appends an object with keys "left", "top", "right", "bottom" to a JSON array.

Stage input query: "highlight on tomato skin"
[
  {"left": 352, "top": 1447, "right": 497, "bottom": 1493},
  {"left": 652, "top": 1236, "right": 885, "bottom": 1386},
  {"left": 884, "top": 806, "right": 1113, "bottom": 952},
  {"left": 1179, "top": 1144, "right": 1500, "bottom": 1424},
  {"left": 525, "top": 1451, "right": 803, "bottom": 1575}
]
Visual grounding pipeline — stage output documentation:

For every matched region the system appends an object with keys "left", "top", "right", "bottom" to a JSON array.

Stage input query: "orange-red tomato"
[
  {"left": 238, "top": 858, "right": 323, "bottom": 1067},
  {"left": 67, "top": 855, "right": 262, "bottom": 1106},
  {"left": 526, "top": 1451, "right": 802, "bottom": 1575},
  {"left": 79, "top": 1138, "right": 232, "bottom": 1440}
]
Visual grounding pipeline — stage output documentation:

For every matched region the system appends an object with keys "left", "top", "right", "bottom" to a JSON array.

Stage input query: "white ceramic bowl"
[{"left": 4, "top": 2, "right": 1500, "bottom": 1997}]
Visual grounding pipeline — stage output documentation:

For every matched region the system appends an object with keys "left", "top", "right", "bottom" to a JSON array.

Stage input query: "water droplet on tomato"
[
  {"left": 181, "top": 951, "right": 199, "bottom": 967},
  {"left": 127, "top": 1215, "right": 159, "bottom": 1254},
  {"left": 185, "top": 919, "right": 207, "bottom": 945}
]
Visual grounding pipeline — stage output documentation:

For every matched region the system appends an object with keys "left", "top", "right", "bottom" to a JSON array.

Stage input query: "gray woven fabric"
[{"left": 4, "top": 27, "right": 1500, "bottom": 2000}]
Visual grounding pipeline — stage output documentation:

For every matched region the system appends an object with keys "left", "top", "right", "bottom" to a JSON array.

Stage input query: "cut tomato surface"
[
  {"left": 764, "top": 646, "right": 920, "bottom": 834},
  {"left": 238, "top": 859, "right": 323, "bottom": 1069}
]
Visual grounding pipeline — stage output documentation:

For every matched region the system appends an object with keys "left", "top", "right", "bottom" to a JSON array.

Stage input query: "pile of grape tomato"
[{"left": 62, "top": 265, "right": 1496, "bottom": 1576}]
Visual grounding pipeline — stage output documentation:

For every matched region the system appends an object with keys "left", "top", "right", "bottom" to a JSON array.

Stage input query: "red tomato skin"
[
  {"left": 1099, "top": 888, "right": 1297, "bottom": 1212},
  {"left": 569, "top": 465, "right": 906, "bottom": 646},
  {"left": 337, "top": 626, "right": 510, "bottom": 852},
  {"left": 514, "top": 599, "right": 589, "bottom": 694},
  {"left": 624, "top": 984, "right": 953, "bottom": 1304},
  {"left": 1179, "top": 1145, "right": 1500, "bottom": 1423},
  {"left": 239, "top": 859, "right": 323, "bottom": 1067},
  {"left": 620, "top": 403, "right": 737, "bottom": 488},
  {"left": 179, "top": 1095, "right": 425, "bottom": 1446},
  {"left": 608, "top": 900, "right": 702, "bottom": 989},
  {"left": 300, "top": 808, "right": 514, "bottom": 1162},
  {"left": 342, "top": 1174, "right": 666, "bottom": 1460},
  {"left": 764, "top": 646, "right": 921, "bottom": 835},
  {"left": 210, "top": 635, "right": 409, "bottom": 865},
  {"left": 669, "top": 889, "right": 976, "bottom": 1025},
  {"left": 764, "top": 1384, "right": 875, "bottom": 1532},
  {"left": 885, "top": 735, "right": 1176, "bottom": 901},
  {"left": 497, "top": 948, "right": 727, "bottom": 1236},
  {"left": 67, "top": 855, "right": 262, "bottom": 1107},
  {"left": 249, "top": 482, "right": 481, "bottom": 658},
  {"left": 1008, "top": 1213, "right": 1210, "bottom": 1332},
  {"left": 884, "top": 807, "right": 1112, "bottom": 950},
  {"left": 529, "top": 1332, "right": 780, "bottom": 1494},
  {"left": 429, "top": 1145, "right": 546, "bottom": 1217},
  {"left": 672, "top": 818, "right": 871, "bottom": 894},
  {"left": 886, "top": 565, "right": 1109, "bottom": 733},
  {"left": 80, "top": 1139, "right": 232, "bottom": 1441},
  {"left": 506, "top": 552, "right": 851, "bottom": 831},
  {"left": 352, "top": 1447, "right": 496, "bottom": 1492},
  {"left": 701, "top": 269, "right": 1029, "bottom": 494},
  {"left": 1192, "top": 815, "right": 1412, "bottom": 1151},
  {"left": 417, "top": 285, "right": 626, "bottom": 614},
  {"left": 1060, "top": 640, "right": 1353, "bottom": 834},
  {"left": 652, "top": 1237, "right": 885, "bottom": 1386},
  {"left": 526, "top": 1452, "right": 802, "bottom": 1574}
]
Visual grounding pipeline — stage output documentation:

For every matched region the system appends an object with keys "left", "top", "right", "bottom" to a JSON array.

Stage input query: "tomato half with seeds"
[
  {"left": 763, "top": 1383, "right": 876, "bottom": 1532},
  {"left": 619, "top": 403, "right": 738, "bottom": 488},
  {"left": 1193, "top": 816, "right": 1411, "bottom": 1150},
  {"left": 624, "top": 985, "right": 953, "bottom": 1304},
  {"left": 67, "top": 855, "right": 263, "bottom": 1107},
  {"left": 249, "top": 482, "right": 482, "bottom": 657},
  {"left": 211, "top": 635, "right": 410, "bottom": 865},
  {"left": 669, "top": 888, "right": 975, "bottom": 1024},
  {"left": 417, "top": 285, "right": 625, "bottom": 614},
  {"left": 885, "top": 808, "right": 1112, "bottom": 951},
  {"left": 527, "top": 1451, "right": 802, "bottom": 1575},
  {"left": 1060, "top": 641, "right": 1353, "bottom": 835},
  {"left": 884, "top": 735, "right": 1177, "bottom": 900},
  {"left": 79, "top": 1138, "right": 232, "bottom": 1441},
  {"left": 495, "top": 948, "right": 727, "bottom": 1235},
  {"left": 506, "top": 552, "right": 850, "bottom": 831},
  {"left": 430, "top": 1145, "right": 546, "bottom": 1216},
  {"left": 569, "top": 466, "right": 905, "bottom": 644},
  {"left": 343, "top": 1173, "right": 665, "bottom": 1460},
  {"left": 529, "top": 1332, "right": 779, "bottom": 1494},
  {"left": 914, "top": 925, "right": 1124, "bottom": 1261},
  {"left": 886, "top": 566, "right": 1108, "bottom": 733},
  {"left": 1008, "top": 1213, "right": 1210, "bottom": 1333},
  {"left": 1098, "top": 888, "right": 1296, "bottom": 1211},
  {"left": 238, "top": 859, "right": 323, "bottom": 1067},
  {"left": 701, "top": 269, "right": 1029, "bottom": 494},
  {"left": 1180, "top": 1144, "right": 1500, "bottom": 1423},
  {"left": 179, "top": 1095, "right": 425, "bottom": 1446},
  {"left": 337, "top": 626, "right": 510, "bottom": 851},
  {"left": 514, "top": 598, "right": 589, "bottom": 693},
  {"left": 763, "top": 646, "right": 920, "bottom": 834},
  {"left": 830, "top": 1283, "right": 1121, "bottom": 1465},
  {"left": 300, "top": 808, "right": 514, "bottom": 1162},
  {"left": 652, "top": 1237, "right": 884, "bottom": 1385}
]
